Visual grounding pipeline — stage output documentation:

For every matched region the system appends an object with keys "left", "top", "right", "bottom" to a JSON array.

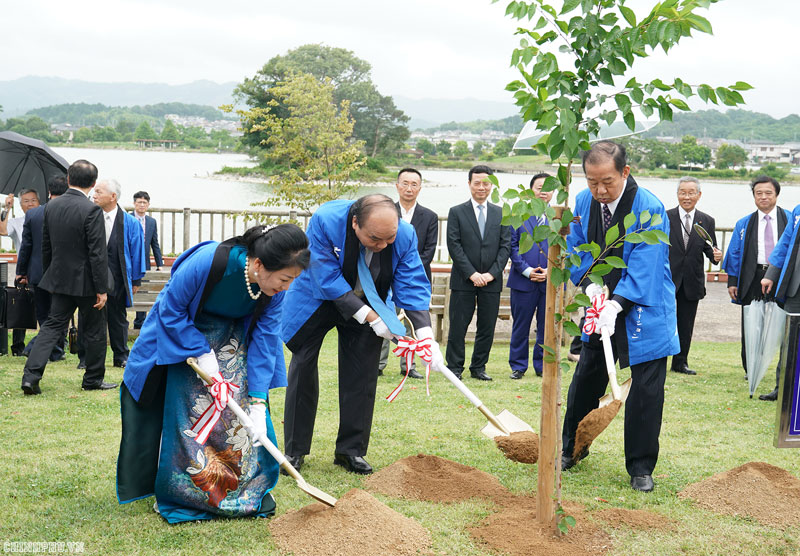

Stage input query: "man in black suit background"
[
  {"left": 667, "top": 177, "right": 722, "bottom": 376},
  {"left": 445, "top": 165, "right": 511, "bottom": 381},
  {"left": 20, "top": 160, "right": 112, "bottom": 395},
  {"left": 377, "top": 168, "right": 439, "bottom": 379},
  {"left": 131, "top": 190, "right": 163, "bottom": 329},
  {"left": 16, "top": 176, "right": 69, "bottom": 361}
]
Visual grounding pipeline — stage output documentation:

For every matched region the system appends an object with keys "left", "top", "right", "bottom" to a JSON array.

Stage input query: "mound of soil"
[
  {"left": 678, "top": 462, "right": 800, "bottom": 528},
  {"left": 469, "top": 497, "right": 613, "bottom": 556},
  {"left": 593, "top": 508, "right": 675, "bottom": 531},
  {"left": 269, "top": 488, "right": 432, "bottom": 556},
  {"left": 365, "top": 453, "right": 510, "bottom": 503},
  {"left": 573, "top": 400, "right": 622, "bottom": 459},
  {"left": 496, "top": 431, "right": 539, "bottom": 464}
]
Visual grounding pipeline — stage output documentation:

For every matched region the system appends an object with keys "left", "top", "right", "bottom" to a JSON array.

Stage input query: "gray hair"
[
  {"left": 677, "top": 176, "right": 701, "bottom": 193},
  {"left": 96, "top": 179, "right": 122, "bottom": 201}
]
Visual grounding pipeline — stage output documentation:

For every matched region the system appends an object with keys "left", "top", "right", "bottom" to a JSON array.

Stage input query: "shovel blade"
[
  {"left": 481, "top": 409, "right": 535, "bottom": 439},
  {"left": 598, "top": 377, "right": 632, "bottom": 408},
  {"left": 297, "top": 480, "right": 338, "bottom": 507}
]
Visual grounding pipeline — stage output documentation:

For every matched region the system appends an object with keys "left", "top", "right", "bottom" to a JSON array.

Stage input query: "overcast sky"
[{"left": 2, "top": 0, "right": 795, "bottom": 118}]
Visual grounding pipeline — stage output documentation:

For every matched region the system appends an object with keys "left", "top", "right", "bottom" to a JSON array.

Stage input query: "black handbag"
[
  {"left": 3, "top": 283, "right": 37, "bottom": 329},
  {"left": 68, "top": 315, "right": 78, "bottom": 354}
]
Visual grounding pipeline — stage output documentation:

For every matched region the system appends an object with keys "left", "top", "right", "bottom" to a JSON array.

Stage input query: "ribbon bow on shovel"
[{"left": 386, "top": 336, "right": 434, "bottom": 402}]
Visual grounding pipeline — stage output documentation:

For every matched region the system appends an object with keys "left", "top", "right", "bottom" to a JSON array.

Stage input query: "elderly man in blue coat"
[
  {"left": 562, "top": 141, "right": 679, "bottom": 493},
  {"left": 508, "top": 172, "right": 552, "bottom": 379},
  {"left": 281, "top": 194, "right": 443, "bottom": 475}
]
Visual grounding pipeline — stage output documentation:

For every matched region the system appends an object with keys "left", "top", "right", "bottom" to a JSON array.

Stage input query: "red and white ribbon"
[
  {"left": 583, "top": 292, "right": 607, "bottom": 335},
  {"left": 190, "top": 376, "right": 240, "bottom": 444},
  {"left": 386, "top": 337, "right": 434, "bottom": 402}
]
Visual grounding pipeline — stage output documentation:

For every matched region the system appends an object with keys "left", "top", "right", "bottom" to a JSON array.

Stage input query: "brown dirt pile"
[
  {"left": 678, "top": 461, "right": 800, "bottom": 528},
  {"left": 366, "top": 453, "right": 510, "bottom": 503},
  {"left": 469, "top": 497, "right": 613, "bottom": 556},
  {"left": 495, "top": 431, "right": 540, "bottom": 464},
  {"left": 573, "top": 400, "right": 622, "bottom": 459},
  {"left": 593, "top": 508, "right": 675, "bottom": 531},
  {"left": 269, "top": 488, "right": 432, "bottom": 556}
]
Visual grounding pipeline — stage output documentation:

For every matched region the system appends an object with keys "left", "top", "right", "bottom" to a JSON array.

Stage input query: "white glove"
[
  {"left": 245, "top": 403, "right": 268, "bottom": 447},
  {"left": 369, "top": 317, "right": 394, "bottom": 340},
  {"left": 196, "top": 350, "right": 221, "bottom": 381},
  {"left": 585, "top": 283, "right": 603, "bottom": 300},
  {"left": 597, "top": 300, "right": 622, "bottom": 336},
  {"left": 413, "top": 326, "right": 447, "bottom": 373}
]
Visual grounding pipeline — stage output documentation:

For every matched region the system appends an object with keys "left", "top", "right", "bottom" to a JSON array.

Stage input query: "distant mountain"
[
  {"left": 643, "top": 109, "right": 800, "bottom": 143},
  {"left": 394, "top": 96, "right": 519, "bottom": 130},
  {"left": 0, "top": 76, "right": 238, "bottom": 116}
]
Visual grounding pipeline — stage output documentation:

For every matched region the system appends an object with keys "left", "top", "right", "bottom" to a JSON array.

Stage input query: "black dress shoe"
[
  {"left": 561, "top": 448, "right": 589, "bottom": 471},
  {"left": 77, "top": 361, "right": 86, "bottom": 370},
  {"left": 21, "top": 381, "right": 42, "bottom": 396},
  {"left": 113, "top": 359, "right": 127, "bottom": 368},
  {"left": 671, "top": 365, "right": 697, "bottom": 375},
  {"left": 759, "top": 389, "right": 778, "bottom": 401},
  {"left": 280, "top": 455, "right": 305, "bottom": 476},
  {"left": 509, "top": 370, "right": 525, "bottom": 380},
  {"left": 470, "top": 371, "right": 492, "bottom": 381},
  {"left": 49, "top": 354, "right": 66, "bottom": 362},
  {"left": 377, "top": 369, "right": 383, "bottom": 376},
  {"left": 333, "top": 454, "right": 373, "bottom": 475},
  {"left": 402, "top": 368, "right": 424, "bottom": 379},
  {"left": 82, "top": 381, "right": 119, "bottom": 391},
  {"left": 630, "top": 475, "right": 655, "bottom": 492},
  {"left": 451, "top": 371, "right": 462, "bottom": 380}
]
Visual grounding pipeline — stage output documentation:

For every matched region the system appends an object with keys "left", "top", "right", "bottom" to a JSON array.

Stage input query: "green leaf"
[
  {"left": 598, "top": 68, "right": 614, "bottom": 85},
  {"left": 630, "top": 87, "right": 644, "bottom": 104},
  {"left": 730, "top": 81, "right": 753, "bottom": 91},
  {"left": 604, "top": 224, "right": 620, "bottom": 245},
  {"left": 557, "top": 189, "right": 569, "bottom": 204},
  {"left": 558, "top": 522, "right": 568, "bottom": 535},
  {"left": 592, "top": 263, "right": 613, "bottom": 276},
  {"left": 563, "top": 320, "right": 581, "bottom": 336},
  {"left": 590, "top": 242, "right": 601, "bottom": 259},
  {"left": 551, "top": 267, "right": 564, "bottom": 287},
  {"left": 623, "top": 110, "right": 635, "bottom": 131},
  {"left": 569, "top": 253, "right": 582, "bottom": 268},
  {"left": 620, "top": 5, "right": 636, "bottom": 26},
  {"left": 533, "top": 224, "right": 550, "bottom": 243},
  {"left": 564, "top": 303, "right": 580, "bottom": 313},
  {"left": 623, "top": 213, "right": 636, "bottom": 230},
  {"left": 604, "top": 255, "right": 627, "bottom": 268},
  {"left": 639, "top": 210, "right": 651, "bottom": 224},
  {"left": 486, "top": 174, "right": 499, "bottom": 186},
  {"left": 519, "top": 232, "right": 535, "bottom": 254},
  {"left": 542, "top": 344, "right": 556, "bottom": 356},
  {"left": 560, "top": 0, "right": 581, "bottom": 15},
  {"left": 588, "top": 273, "right": 603, "bottom": 286},
  {"left": 565, "top": 515, "right": 576, "bottom": 527},
  {"left": 653, "top": 229, "right": 670, "bottom": 244},
  {"left": 650, "top": 213, "right": 662, "bottom": 226},
  {"left": 669, "top": 98, "right": 690, "bottom": 111},
  {"left": 625, "top": 232, "right": 644, "bottom": 243}
]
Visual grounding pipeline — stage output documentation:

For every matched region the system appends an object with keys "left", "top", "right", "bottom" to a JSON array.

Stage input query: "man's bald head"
[{"left": 351, "top": 194, "right": 400, "bottom": 252}]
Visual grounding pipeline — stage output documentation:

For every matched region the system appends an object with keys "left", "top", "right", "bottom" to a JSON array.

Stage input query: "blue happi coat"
[
  {"left": 567, "top": 186, "right": 679, "bottom": 367},
  {"left": 767, "top": 204, "right": 800, "bottom": 301},
  {"left": 121, "top": 210, "right": 147, "bottom": 306},
  {"left": 123, "top": 241, "right": 288, "bottom": 402},
  {"left": 281, "top": 199, "right": 431, "bottom": 343}
]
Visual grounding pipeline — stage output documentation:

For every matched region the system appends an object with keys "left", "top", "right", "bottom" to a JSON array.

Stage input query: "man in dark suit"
[
  {"left": 445, "top": 165, "right": 511, "bottom": 381},
  {"left": 80, "top": 179, "right": 144, "bottom": 369},
  {"left": 508, "top": 173, "right": 552, "bottom": 379},
  {"left": 131, "top": 190, "right": 163, "bottom": 329},
  {"left": 16, "top": 176, "right": 69, "bottom": 361},
  {"left": 20, "top": 160, "right": 112, "bottom": 395},
  {"left": 722, "top": 175, "right": 790, "bottom": 395},
  {"left": 377, "top": 168, "right": 439, "bottom": 379},
  {"left": 667, "top": 177, "right": 722, "bottom": 376}
]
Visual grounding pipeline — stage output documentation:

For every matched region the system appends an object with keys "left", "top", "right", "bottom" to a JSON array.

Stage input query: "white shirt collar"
[
  {"left": 399, "top": 202, "right": 416, "bottom": 223},
  {"left": 471, "top": 198, "right": 487, "bottom": 211},
  {"left": 105, "top": 204, "right": 119, "bottom": 222},
  {"left": 759, "top": 207, "right": 777, "bottom": 221},
  {"left": 678, "top": 207, "right": 696, "bottom": 220}
]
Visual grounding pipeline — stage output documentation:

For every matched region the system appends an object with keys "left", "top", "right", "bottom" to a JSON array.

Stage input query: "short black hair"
[
  {"left": 352, "top": 194, "right": 400, "bottom": 227},
  {"left": 750, "top": 175, "right": 780, "bottom": 196},
  {"left": 240, "top": 223, "right": 310, "bottom": 272},
  {"left": 468, "top": 165, "right": 494, "bottom": 183},
  {"left": 133, "top": 191, "right": 151, "bottom": 202},
  {"left": 67, "top": 160, "right": 98, "bottom": 189},
  {"left": 582, "top": 141, "right": 627, "bottom": 173},
  {"left": 397, "top": 168, "right": 421, "bottom": 182},
  {"left": 48, "top": 176, "right": 68, "bottom": 197},
  {"left": 18, "top": 188, "right": 40, "bottom": 202},
  {"left": 529, "top": 172, "right": 551, "bottom": 189}
]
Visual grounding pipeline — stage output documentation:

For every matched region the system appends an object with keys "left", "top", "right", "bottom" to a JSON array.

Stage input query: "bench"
[{"left": 129, "top": 270, "right": 170, "bottom": 336}]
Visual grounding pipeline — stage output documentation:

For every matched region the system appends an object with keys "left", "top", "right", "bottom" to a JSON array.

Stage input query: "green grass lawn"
[{"left": 0, "top": 335, "right": 798, "bottom": 555}]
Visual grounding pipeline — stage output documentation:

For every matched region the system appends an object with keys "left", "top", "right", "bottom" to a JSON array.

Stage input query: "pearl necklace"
[{"left": 244, "top": 258, "right": 261, "bottom": 300}]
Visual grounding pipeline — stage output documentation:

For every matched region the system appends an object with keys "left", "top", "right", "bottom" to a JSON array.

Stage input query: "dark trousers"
[
  {"left": 22, "top": 293, "right": 107, "bottom": 388},
  {"left": 11, "top": 329, "right": 26, "bottom": 354},
  {"left": 133, "top": 311, "right": 147, "bottom": 329},
  {"left": 562, "top": 340, "right": 667, "bottom": 477},
  {"left": 672, "top": 286, "right": 699, "bottom": 369},
  {"left": 22, "top": 286, "right": 65, "bottom": 360},
  {"left": 446, "top": 288, "right": 501, "bottom": 375},
  {"left": 508, "top": 286, "right": 546, "bottom": 375},
  {"left": 283, "top": 301, "right": 383, "bottom": 457},
  {"left": 78, "top": 291, "right": 128, "bottom": 364}
]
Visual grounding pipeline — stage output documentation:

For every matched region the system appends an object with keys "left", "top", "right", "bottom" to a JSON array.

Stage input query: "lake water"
[{"left": 43, "top": 147, "right": 800, "bottom": 230}]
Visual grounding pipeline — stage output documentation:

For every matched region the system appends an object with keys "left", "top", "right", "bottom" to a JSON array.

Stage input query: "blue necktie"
[
  {"left": 357, "top": 250, "right": 406, "bottom": 336},
  {"left": 477, "top": 205, "right": 486, "bottom": 238}
]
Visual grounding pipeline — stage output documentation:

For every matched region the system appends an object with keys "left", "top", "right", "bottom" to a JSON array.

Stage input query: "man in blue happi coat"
[
  {"left": 508, "top": 172, "right": 552, "bottom": 379},
  {"left": 281, "top": 194, "right": 445, "bottom": 475},
  {"left": 562, "top": 141, "right": 679, "bottom": 493}
]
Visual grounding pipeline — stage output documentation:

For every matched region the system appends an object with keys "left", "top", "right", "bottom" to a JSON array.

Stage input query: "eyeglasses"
[
  {"left": 677, "top": 192, "right": 698, "bottom": 198},
  {"left": 397, "top": 182, "right": 420, "bottom": 189}
]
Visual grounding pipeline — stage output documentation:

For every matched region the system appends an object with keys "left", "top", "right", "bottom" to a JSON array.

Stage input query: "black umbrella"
[{"left": 0, "top": 131, "right": 69, "bottom": 201}]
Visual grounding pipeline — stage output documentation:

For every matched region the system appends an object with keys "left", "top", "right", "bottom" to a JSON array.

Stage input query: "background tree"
[
  {"left": 495, "top": 0, "right": 749, "bottom": 531},
  {"left": 436, "top": 140, "right": 452, "bottom": 156},
  {"left": 134, "top": 121, "right": 157, "bottom": 141},
  {"left": 492, "top": 136, "right": 516, "bottom": 157},
  {"left": 416, "top": 138, "right": 437, "bottom": 156},
  {"left": 160, "top": 119, "right": 181, "bottom": 141},
  {"left": 715, "top": 142, "right": 748, "bottom": 169},
  {"left": 73, "top": 127, "right": 93, "bottom": 143},
  {"left": 235, "top": 44, "right": 409, "bottom": 157},
  {"left": 453, "top": 140, "right": 471, "bottom": 158},
  {"left": 230, "top": 72, "right": 365, "bottom": 214},
  {"left": 472, "top": 140, "right": 488, "bottom": 157},
  {"left": 93, "top": 126, "right": 119, "bottom": 142},
  {"left": 678, "top": 134, "right": 712, "bottom": 167}
]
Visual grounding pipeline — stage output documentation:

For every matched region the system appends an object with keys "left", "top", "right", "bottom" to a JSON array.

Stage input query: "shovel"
[{"left": 186, "top": 357, "right": 337, "bottom": 507}]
